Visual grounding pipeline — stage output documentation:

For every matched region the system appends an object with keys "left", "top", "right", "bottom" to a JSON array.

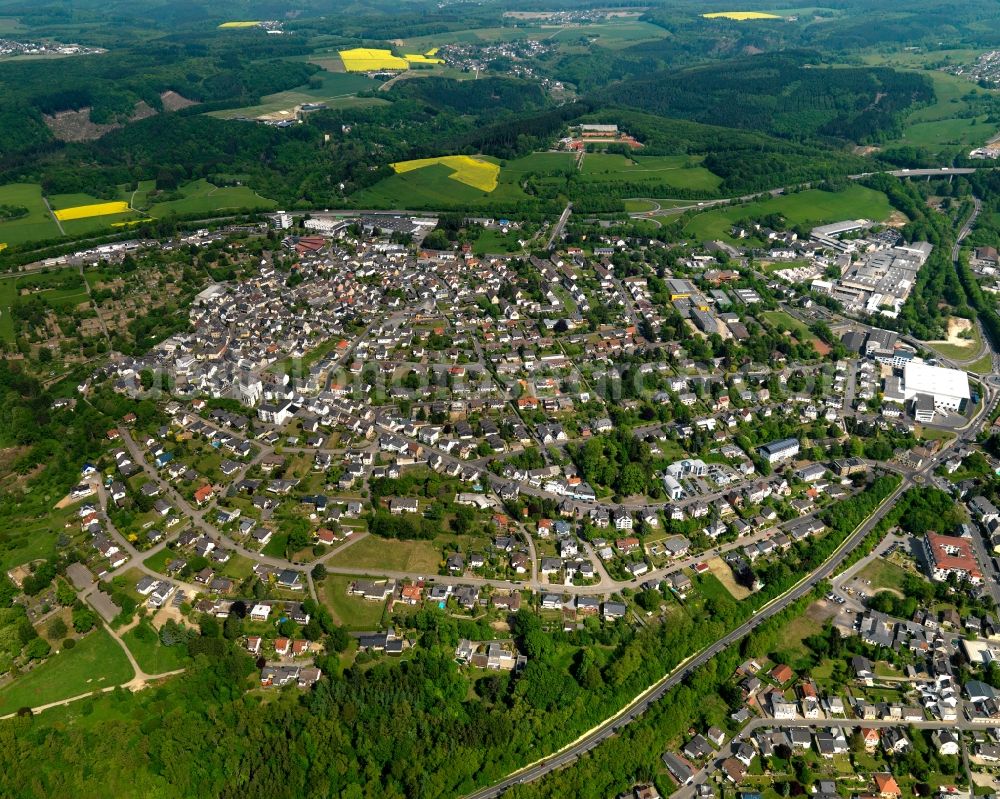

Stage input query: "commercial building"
[{"left": 902, "top": 362, "right": 970, "bottom": 414}]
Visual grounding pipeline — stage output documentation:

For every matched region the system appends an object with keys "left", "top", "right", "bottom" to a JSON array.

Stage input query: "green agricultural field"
[
  {"left": 354, "top": 161, "right": 505, "bottom": 208},
  {"left": 579, "top": 153, "right": 722, "bottom": 193},
  {"left": 142, "top": 179, "right": 277, "bottom": 218},
  {"left": 683, "top": 185, "right": 892, "bottom": 243},
  {"left": 503, "top": 151, "right": 576, "bottom": 178},
  {"left": 0, "top": 183, "right": 62, "bottom": 246},
  {"left": 545, "top": 20, "right": 670, "bottom": 49},
  {"left": 0, "top": 627, "right": 134, "bottom": 714},
  {"left": 117, "top": 180, "right": 156, "bottom": 209},
  {"left": 322, "top": 574, "right": 389, "bottom": 630},
  {"left": 208, "top": 71, "right": 383, "bottom": 119},
  {"left": 884, "top": 71, "right": 997, "bottom": 152},
  {"left": 0, "top": 16, "right": 25, "bottom": 33},
  {"left": 354, "top": 151, "right": 575, "bottom": 209},
  {"left": 46, "top": 192, "right": 108, "bottom": 211}
]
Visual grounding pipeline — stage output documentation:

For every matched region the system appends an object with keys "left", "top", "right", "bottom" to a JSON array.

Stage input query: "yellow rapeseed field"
[
  {"left": 0, "top": 243, "right": 6, "bottom": 252},
  {"left": 112, "top": 218, "right": 152, "bottom": 228},
  {"left": 391, "top": 155, "right": 500, "bottom": 192},
  {"left": 702, "top": 11, "right": 781, "bottom": 20},
  {"left": 339, "top": 48, "right": 409, "bottom": 72},
  {"left": 403, "top": 54, "right": 445, "bottom": 65},
  {"left": 218, "top": 21, "right": 261, "bottom": 28},
  {"left": 54, "top": 201, "right": 131, "bottom": 221}
]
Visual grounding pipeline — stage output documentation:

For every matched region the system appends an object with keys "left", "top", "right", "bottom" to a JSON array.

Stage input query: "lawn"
[
  {"left": 322, "top": 574, "right": 389, "bottom": 630},
  {"left": 142, "top": 548, "right": 175, "bottom": 574},
  {"left": 695, "top": 570, "right": 748, "bottom": 605},
  {"left": 915, "top": 425, "right": 956, "bottom": 443},
  {"left": 859, "top": 559, "right": 910, "bottom": 593},
  {"left": 0, "top": 183, "right": 62, "bottom": 246},
  {"left": 0, "top": 276, "right": 16, "bottom": 342},
  {"left": 121, "top": 622, "right": 190, "bottom": 674},
  {"left": 967, "top": 351, "right": 995, "bottom": 375},
  {"left": 926, "top": 321, "right": 982, "bottom": 361},
  {"left": 777, "top": 605, "right": 827, "bottom": 658},
  {"left": 220, "top": 553, "right": 256, "bottom": 580},
  {"left": 143, "top": 179, "right": 276, "bottom": 218},
  {"left": 683, "top": 185, "right": 892, "bottom": 243},
  {"left": 472, "top": 228, "right": 526, "bottom": 256},
  {"left": 0, "top": 627, "right": 133, "bottom": 714},
  {"left": 761, "top": 310, "right": 825, "bottom": 349},
  {"left": 262, "top": 532, "right": 290, "bottom": 559},
  {"left": 328, "top": 535, "right": 443, "bottom": 574}
]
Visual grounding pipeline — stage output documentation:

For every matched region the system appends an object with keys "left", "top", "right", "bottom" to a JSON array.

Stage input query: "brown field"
[{"left": 704, "top": 556, "right": 752, "bottom": 599}]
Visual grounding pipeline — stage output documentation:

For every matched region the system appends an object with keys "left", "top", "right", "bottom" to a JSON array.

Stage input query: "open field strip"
[{"left": 391, "top": 155, "right": 500, "bottom": 192}]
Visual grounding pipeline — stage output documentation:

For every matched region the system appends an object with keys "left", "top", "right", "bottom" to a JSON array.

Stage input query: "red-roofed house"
[
  {"left": 770, "top": 664, "right": 794, "bottom": 684},
  {"left": 194, "top": 485, "right": 215, "bottom": 505},
  {"left": 873, "top": 773, "right": 901, "bottom": 798}
]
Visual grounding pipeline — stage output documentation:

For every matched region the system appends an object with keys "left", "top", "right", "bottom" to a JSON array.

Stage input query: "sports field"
[
  {"left": 392, "top": 155, "right": 500, "bottom": 192},
  {"left": 0, "top": 183, "right": 62, "bottom": 245},
  {"left": 702, "top": 11, "right": 781, "bottom": 20},
  {"left": 683, "top": 185, "right": 892, "bottom": 242}
]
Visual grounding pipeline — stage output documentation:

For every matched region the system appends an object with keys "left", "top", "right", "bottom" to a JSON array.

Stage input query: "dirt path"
[{"left": 43, "top": 196, "right": 65, "bottom": 236}]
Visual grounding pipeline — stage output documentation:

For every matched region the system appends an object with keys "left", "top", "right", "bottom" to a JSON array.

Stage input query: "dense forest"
[
  {"left": 596, "top": 52, "right": 934, "bottom": 144},
  {"left": 0, "top": 33, "right": 316, "bottom": 169}
]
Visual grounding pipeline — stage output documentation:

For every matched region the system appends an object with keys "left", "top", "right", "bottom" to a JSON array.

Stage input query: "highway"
[{"left": 627, "top": 166, "right": 980, "bottom": 221}]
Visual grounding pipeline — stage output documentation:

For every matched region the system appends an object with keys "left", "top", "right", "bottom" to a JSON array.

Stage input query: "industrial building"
[{"left": 902, "top": 361, "right": 970, "bottom": 420}]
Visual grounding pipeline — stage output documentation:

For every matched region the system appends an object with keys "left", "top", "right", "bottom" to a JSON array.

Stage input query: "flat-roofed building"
[{"left": 903, "top": 362, "right": 969, "bottom": 413}]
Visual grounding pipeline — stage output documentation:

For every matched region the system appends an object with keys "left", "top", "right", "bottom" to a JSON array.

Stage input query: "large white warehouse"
[{"left": 902, "top": 361, "right": 970, "bottom": 413}]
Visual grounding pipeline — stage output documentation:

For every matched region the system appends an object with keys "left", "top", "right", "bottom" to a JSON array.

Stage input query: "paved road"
[
  {"left": 467, "top": 349, "right": 999, "bottom": 798},
  {"left": 463, "top": 477, "right": 910, "bottom": 799},
  {"left": 545, "top": 203, "right": 572, "bottom": 249}
]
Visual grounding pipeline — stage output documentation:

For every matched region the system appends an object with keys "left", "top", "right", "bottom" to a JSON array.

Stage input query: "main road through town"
[{"left": 464, "top": 371, "right": 998, "bottom": 799}]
